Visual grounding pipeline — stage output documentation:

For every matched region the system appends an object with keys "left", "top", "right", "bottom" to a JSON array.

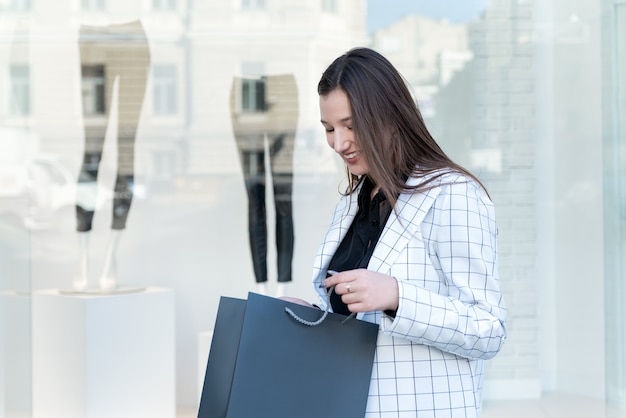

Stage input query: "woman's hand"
[{"left": 322, "top": 269, "right": 399, "bottom": 313}]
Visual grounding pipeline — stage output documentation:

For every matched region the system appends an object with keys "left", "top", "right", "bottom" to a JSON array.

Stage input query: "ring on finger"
[{"left": 346, "top": 284, "right": 351, "bottom": 293}]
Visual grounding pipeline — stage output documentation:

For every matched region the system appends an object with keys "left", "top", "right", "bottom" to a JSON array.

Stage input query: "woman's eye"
[{"left": 325, "top": 128, "right": 334, "bottom": 133}]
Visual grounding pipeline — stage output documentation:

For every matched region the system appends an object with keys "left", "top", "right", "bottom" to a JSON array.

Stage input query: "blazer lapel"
[
  {"left": 313, "top": 189, "right": 360, "bottom": 276},
  {"left": 367, "top": 184, "right": 442, "bottom": 273}
]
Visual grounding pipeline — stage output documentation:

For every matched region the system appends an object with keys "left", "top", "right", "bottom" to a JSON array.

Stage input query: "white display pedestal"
[
  {"left": 197, "top": 331, "right": 213, "bottom": 407},
  {"left": 32, "top": 287, "right": 175, "bottom": 418},
  {"left": 1, "top": 291, "right": 32, "bottom": 418}
]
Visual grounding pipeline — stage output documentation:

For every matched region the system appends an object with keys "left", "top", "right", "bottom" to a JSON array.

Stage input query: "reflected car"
[{"left": 0, "top": 154, "right": 146, "bottom": 230}]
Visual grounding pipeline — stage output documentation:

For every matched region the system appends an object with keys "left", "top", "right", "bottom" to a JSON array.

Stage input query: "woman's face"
[{"left": 319, "top": 89, "right": 369, "bottom": 176}]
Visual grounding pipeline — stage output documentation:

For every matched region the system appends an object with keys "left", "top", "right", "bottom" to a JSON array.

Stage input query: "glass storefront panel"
[
  {"left": 0, "top": 0, "right": 622, "bottom": 416},
  {"left": 604, "top": 1, "right": 626, "bottom": 416},
  {"left": 1, "top": 9, "right": 33, "bottom": 417}
]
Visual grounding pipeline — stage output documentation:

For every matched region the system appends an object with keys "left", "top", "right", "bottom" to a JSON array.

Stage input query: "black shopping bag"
[{"left": 198, "top": 292, "right": 379, "bottom": 418}]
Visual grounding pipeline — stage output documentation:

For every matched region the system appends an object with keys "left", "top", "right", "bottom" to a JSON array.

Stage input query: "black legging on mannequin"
[
  {"left": 230, "top": 74, "right": 298, "bottom": 284},
  {"left": 76, "top": 20, "right": 150, "bottom": 232}
]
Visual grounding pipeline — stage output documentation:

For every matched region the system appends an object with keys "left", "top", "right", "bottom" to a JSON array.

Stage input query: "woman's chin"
[{"left": 347, "top": 165, "right": 368, "bottom": 177}]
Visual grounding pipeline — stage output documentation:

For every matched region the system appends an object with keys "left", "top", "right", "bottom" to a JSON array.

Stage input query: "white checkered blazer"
[{"left": 313, "top": 171, "right": 507, "bottom": 418}]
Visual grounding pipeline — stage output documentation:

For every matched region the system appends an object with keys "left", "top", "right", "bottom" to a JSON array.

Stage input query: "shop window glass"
[
  {"left": 153, "top": 65, "right": 178, "bottom": 115},
  {"left": 152, "top": 0, "right": 175, "bottom": 11},
  {"left": 9, "top": 0, "right": 31, "bottom": 11},
  {"left": 0, "top": 2, "right": 623, "bottom": 417},
  {"left": 322, "top": 0, "right": 337, "bottom": 13},
  {"left": 242, "top": 0, "right": 265, "bottom": 10},
  {"left": 9, "top": 64, "right": 30, "bottom": 116},
  {"left": 605, "top": 2, "right": 626, "bottom": 413},
  {"left": 81, "top": 0, "right": 104, "bottom": 11}
]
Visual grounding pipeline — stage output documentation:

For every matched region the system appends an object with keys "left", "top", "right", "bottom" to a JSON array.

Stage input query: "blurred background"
[{"left": 1, "top": 0, "right": 624, "bottom": 417}]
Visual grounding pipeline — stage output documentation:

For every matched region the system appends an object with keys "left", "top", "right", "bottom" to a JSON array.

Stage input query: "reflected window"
[
  {"left": 81, "top": 0, "right": 105, "bottom": 11},
  {"left": 240, "top": 62, "right": 266, "bottom": 113},
  {"left": 9, "top": 64, "right": 30, "bottom": 116},
  {"left": 9, "top": 0, "right": 31, "bottom": 11},
  {"left": 322, "top": 0, "right": 337, "bottom": 13},
  {"left": 81, "top": 64, "right": 106, "bottom": 115},
  {"left": 241, "top": 76, "right": 266, "bottom": 113},
  {"left": 153, "top": 65, "right": 178, "bottom": 115},
  {"left": 242, "top": 0, "right": 265, "bottom": 10},
  {"left": 153, "top": 0, "right": 176, "bottom": 11},
  {"left": 153, "top": 151, "right": 176, "bottom": 180}
]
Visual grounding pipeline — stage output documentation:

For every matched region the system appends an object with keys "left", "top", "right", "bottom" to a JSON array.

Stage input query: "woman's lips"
[{"left": 343, "top": 151, "right": 361, "bottom": 163}]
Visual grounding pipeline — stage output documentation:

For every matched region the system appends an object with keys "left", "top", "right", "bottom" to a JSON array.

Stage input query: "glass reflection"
[
  {"left": 230, "top": 73, "right": 298, "bottom": 296},
  {"left": 75, "top": 20, "right": 150, "bottom": 291},
  {"left": 0, "top": 0, "right": 622, "bottom": 416},
  {"left": 605, "top": 3, "right": 626, "bottom": 416}
]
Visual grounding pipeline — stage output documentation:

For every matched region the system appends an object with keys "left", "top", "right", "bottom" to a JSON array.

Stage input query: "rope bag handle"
[{"left": 284, "top": 286, "right": 355, "bottom": 326}]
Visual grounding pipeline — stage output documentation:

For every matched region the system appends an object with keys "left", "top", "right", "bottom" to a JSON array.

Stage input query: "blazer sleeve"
[{"left": 381, "top": 179, "right": 508, "bottom": 360}]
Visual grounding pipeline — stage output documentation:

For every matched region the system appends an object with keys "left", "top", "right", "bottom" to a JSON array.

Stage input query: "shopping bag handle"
[{"left": 284, "top": 286, "right": 356, "bottom": 326}]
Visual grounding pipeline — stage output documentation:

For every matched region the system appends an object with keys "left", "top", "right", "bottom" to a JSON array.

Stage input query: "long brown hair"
[{"left": 318, "top": 47, "right": 487, "bottom": 206}]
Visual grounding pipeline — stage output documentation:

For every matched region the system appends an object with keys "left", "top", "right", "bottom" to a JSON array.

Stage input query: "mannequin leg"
[
  {"left": 101, "top": 21, "right": 148, "bottom": 287},
  {"left": 99, "top": 229, "right": 122, "bottom": 289},
  {"left": 244, "top": 157, "right": 268, "bottom": 284},
  {"left": 231, "top": 77, "right": 270, "bottom": 285},
  {"left": 231, "top": 74, "right": 298, "bottom": 291},
  {"left": 73, "top": 232, "right": 90, "bottom": 290},
  {"left": 275, "top": 282, "right": 288, "bottom": 298},
  {"left": 267, "top": 74, "right": 298, "bottom": 293},
  {"left": 273, "top": 176, "right": 294, "bottom": 283},
  {"left": 77, "top": 24, "right": 111, "bottom": 290},
  {"left": 110, "top": 20, "right": 149, "bottom": 232},
  {"left": 256, "top": 282, "right": 268, "bottom": 295}
]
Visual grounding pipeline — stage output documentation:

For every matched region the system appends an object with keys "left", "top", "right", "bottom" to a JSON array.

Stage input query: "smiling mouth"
[{"left": 344, "top": 151, "right": 361, "bottom": 160}]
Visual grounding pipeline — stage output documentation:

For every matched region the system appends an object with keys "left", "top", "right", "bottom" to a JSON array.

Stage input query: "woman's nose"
[{"left": 333, "top": 130, "right": 350, "bottom": 153}]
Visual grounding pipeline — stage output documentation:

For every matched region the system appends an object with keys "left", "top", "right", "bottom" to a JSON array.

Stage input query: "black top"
[{"left": 327, "top": 176, "right": 393, "bottom": 315}]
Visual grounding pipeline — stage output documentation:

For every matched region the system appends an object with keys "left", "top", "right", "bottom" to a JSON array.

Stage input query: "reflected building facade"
[{"left": 371, "top": 3, "right": 540, "bottom": 398}]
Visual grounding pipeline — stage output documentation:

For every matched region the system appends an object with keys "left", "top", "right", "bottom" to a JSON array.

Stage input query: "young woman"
[{"left": 286, "top": 47, "right": 507, "bottom": 417}]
